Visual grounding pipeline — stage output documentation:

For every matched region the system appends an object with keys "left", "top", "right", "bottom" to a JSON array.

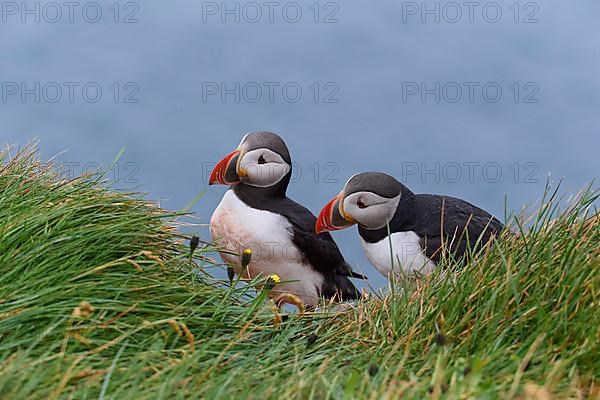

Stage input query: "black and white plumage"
[
  {"left": 209, "top": 132, "right": 365, "bottom": 307},
  {"left": 316, "top": 172, "right": 504, "bottom": 278}
]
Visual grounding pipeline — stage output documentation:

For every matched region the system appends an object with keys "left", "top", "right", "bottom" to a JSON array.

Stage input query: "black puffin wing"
[
  {"left": 280, "top": 199, "right": 367, "bottom": 280},
  {"left": 416, "top": 196, "right": 503, "bottom": 262},
  {"left": 441, "top": 197, "right": 503, "bottom": 245}
]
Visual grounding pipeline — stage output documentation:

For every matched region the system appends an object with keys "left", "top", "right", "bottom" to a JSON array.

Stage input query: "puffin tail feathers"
[
  {"left": 346, "top": 271, "right": 368, "bottom": 280},
  {"left": 332, "top": 274, "right": 362, "bottom": 301}
]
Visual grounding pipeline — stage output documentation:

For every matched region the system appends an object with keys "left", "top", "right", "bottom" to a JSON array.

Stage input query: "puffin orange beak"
[
  {"left": 209, "top": 149, "right": 242, "bottom": 185},
  {"left": 316, "top": 192, "right": 356, "bottom": 234}
]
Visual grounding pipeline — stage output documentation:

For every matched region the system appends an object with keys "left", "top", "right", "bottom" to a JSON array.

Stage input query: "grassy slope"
[{"left": 0, "top": 148, "right": 598, "bottom": 399}]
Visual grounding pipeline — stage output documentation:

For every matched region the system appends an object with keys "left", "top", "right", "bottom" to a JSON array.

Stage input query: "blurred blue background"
[{"left": 2, "top": 1, "right": 599, "bottom": 290}]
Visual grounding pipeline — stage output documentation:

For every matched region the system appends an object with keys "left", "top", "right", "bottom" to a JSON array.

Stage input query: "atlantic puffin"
[
  {"left": 316, "top": 172, "right": 504, "bottom": 278},
  {"left": 209, "top": 132, "right": 366, "bottom": 307}
]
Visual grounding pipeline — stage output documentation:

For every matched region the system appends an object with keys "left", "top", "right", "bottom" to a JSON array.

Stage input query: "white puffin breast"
[
  {"left": 210, "top": 190, "right": 324, "bottom": 306},
  {"left": 360, "top": 231, "right": 436, "bottom": 278}
]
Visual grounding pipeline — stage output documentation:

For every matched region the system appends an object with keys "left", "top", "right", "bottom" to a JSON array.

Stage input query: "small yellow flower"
[
  {"left": 264, "top": 274, "right": 281, "bottom": 290},
  {"left": 241, "top": 248, "right": 252, "bottom": 269}
]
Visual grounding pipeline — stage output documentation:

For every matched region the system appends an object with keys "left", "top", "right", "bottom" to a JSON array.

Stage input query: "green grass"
[{"left": 1, "top": 146, "right": 598, "bottom": 399}]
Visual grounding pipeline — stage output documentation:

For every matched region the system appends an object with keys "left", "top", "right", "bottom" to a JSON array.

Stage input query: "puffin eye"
[
  {"left": 257, "top": 155, "right": 267, "bottom": 164},
  {"left": 357, "top": 199, "right": 368, "bottom": 209}
]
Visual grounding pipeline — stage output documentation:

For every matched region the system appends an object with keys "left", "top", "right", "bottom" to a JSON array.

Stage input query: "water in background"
[{"left": 1, "top": 1, "right": 599, "bottom": 290}]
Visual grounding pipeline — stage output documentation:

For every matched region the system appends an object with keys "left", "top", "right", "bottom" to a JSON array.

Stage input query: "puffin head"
[
  {"left": 209, "top": 131, "right": 292, "bottom": 189},
  {"left": 316, "top": 172, "right": 410, "bottom": 234}
]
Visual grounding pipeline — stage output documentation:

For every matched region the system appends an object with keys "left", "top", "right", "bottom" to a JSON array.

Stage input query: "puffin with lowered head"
[
  {"left": 316, "top": 172, "right": 504, "bottom": 278},
  {"left": 209, "top": 132, "right": 365, "bottom": 307}
]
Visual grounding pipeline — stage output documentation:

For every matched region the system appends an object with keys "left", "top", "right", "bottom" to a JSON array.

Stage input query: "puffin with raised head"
[
  {"left": 316, "top": 172, "right": 504, "bottom": 278},
  {"left": 209, "top": 132, "right": 366, "bottom": 307}
]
